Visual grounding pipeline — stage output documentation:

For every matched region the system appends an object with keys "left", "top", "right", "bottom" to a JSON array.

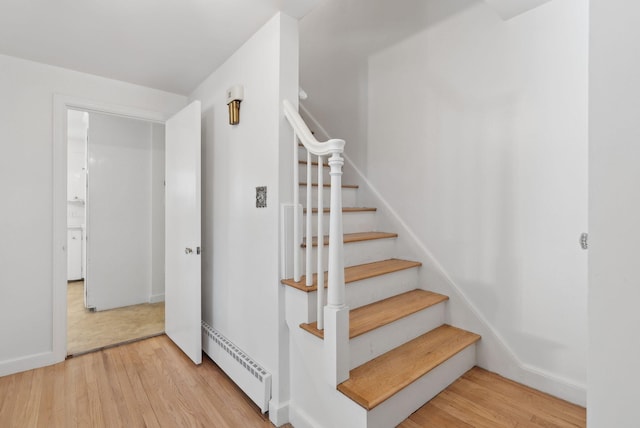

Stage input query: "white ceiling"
[{"left": 0, "top": 0, "right": 318, "bottom": 95}]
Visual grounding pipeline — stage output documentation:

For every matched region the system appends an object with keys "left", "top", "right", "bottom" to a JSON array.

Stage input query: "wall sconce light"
[{"left": 226, "top": 85, "right": 244, "bottom": 125}]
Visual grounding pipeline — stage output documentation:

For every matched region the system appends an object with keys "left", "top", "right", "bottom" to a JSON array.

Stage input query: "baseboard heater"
[{"left": 201, "top": 321, "right": 272, "bottom": 413}]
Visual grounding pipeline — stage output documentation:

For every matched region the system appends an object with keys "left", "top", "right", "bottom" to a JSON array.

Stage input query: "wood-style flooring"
[
  {"left": 399, "top": 367, "right": 586, "bottom": 427},
  {"left": 0, "top": 335, "right": 281, "bottom": 428},
  {"left": 0, "top": 334, "right": 586, "bottom": 428},
  {"left": 67, "top": 281, "right": 164, "bottom": 356}
]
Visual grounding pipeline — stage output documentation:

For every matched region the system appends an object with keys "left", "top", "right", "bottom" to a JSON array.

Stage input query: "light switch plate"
[{"left": 256, "top": 186, "right": 267, "bottom": 208}]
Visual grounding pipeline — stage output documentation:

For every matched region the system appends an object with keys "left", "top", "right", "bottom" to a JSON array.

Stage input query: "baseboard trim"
[
  {"left": 289, "top": 404, "right": 324, "bottom": 428},
  {"left": 149, "top": 293, "right": 165, "bottom": 303},
  {"left": 515, "top": 362, "right": 586, "bottom": 406},
  {"left": 268, "top": 399, "right": 290, "bottom": 427},
  {"left": 0, "top": 350, "right": 58, "bottom": 377}
]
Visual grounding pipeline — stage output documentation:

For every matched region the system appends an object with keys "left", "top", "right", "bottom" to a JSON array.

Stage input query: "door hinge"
[{"left": 580, "top": 232, "right": 588, "bottom": 250}]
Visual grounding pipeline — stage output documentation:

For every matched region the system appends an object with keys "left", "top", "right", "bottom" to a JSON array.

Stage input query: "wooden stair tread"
[
  {"left": 302, "top": 231, "right": 397, "bottom": 248},
  {"left": 304, "top": 207, "right": 376, "bottom": 214},
  {"left": 281, "top": 258, "right": 422, "bottom": 292},
  {"left": 299, "top": 182, "right": 359, "bottom": 189},
  {"left": 337, "top": 325, "right": 481, "bottom": 410},
  {"left": 300, "top": 290, "right": 448, "bottom": 339}
]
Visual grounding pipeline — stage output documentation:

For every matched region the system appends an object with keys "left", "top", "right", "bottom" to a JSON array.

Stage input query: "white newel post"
[{"left": 324, "top": 151, "right": 349, "bottom": 386}]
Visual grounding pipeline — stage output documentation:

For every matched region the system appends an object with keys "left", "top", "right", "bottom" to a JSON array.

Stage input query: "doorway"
[{"left": 65, "top": 107, "right": 166, "bottom": 356}]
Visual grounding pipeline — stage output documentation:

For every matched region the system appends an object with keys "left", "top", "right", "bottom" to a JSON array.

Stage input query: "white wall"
[
  {"left": 0, "top": 53, "right": 186, "bottom": 376},
  {"left": 299, "top": 0, "right": 477, "bottom": 174},
  {"left": 301, "top": 0, "right": 588, "bottom": 402},
  {"left": 189, "top": 13, "right": 298, "bottom": 424},
  {"left": 150, "top": 123, "right": 166, "bottom": 303},
  {"left": 589, "top": 1, "right": 640, "bottom": 426}
]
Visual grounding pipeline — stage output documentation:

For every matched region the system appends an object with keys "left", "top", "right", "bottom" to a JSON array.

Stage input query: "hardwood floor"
[
  {"left": 0, "top": 333, "right": 586, "bottom": 428},
  {"left": 399, "top": 367, "right": 586, "bottom": 428},
  {"left": 67, "top": 281, "right": 164, "bottom": 356},
  {"left": 0, "top": 335, "right": 283, "bottom": 428}
]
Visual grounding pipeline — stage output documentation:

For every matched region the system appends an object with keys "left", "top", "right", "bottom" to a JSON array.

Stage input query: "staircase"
[{"left": 282, "top": 101, "right": 481, "bottom": 428}]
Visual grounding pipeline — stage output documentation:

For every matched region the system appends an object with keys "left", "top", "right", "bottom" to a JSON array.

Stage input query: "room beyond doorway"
[
  {"left": 67, "top": 280, "right": 164, "bottom": 356},
  {"left": 65, "top": 107, "right": 167, "bottom": 356}
]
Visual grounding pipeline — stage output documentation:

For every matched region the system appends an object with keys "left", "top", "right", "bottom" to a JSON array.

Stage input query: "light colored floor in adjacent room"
[{"left": 67, "top": 281, "right": 164, "bottom": 356}]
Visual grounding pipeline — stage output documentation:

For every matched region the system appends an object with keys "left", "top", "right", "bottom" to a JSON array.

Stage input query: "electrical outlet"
[{"left": 256, "top": 186, "right": 267, "bottom": 208}]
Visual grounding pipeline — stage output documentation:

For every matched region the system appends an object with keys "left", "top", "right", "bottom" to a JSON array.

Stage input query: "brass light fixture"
[{"left": 226, "top": 85, "right": 244, "bottom": 125}]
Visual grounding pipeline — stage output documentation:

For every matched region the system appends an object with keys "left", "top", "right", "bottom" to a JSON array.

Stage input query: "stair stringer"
[
  {"left": 286, "top": 284, "right": 478, "bottom": 428},
  {"left": 286, "top": 287, "right": 477, "bottom": 428},
  {"left": 298, "top": 102, "right": 585, "bottom": 406},
  {"left": 286, "top": 286, "right": 368, "bottom": 428}
]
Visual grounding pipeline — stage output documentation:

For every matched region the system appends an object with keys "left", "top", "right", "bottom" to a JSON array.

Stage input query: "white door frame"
[{"left": 52, "top": 94, "right": 169, "bottom": 362}]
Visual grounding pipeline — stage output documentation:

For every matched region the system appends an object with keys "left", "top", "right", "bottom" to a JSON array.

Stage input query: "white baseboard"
[
  {"left": 289, "top": 404, "right": 324, "bottom": 428},
  {"left": 268, "top": 399, "right": 290, "bottom": 427},
  {"left": 0, "top": 350, "right": 58, "bottom": 377},
  {"left": 149, "top": 293, "right": 165, "bottom": 303},
  {"left": 516, "top": 363, "right": 586, "bottom": 406}
]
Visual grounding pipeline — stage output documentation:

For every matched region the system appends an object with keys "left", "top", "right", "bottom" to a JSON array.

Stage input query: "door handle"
[{"left": 185, "top": 247, "right": 193, "bottom": 254}]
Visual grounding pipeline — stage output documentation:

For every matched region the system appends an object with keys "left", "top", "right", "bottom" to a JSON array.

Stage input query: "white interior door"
[{"left": 165, "top": 100, "right": 202, "bottom": 364}]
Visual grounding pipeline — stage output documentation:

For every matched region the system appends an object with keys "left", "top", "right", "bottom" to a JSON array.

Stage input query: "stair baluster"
[
  {"left": 292, "top": 132, "right": 301, "bottom": 282},
  {"left": 316, "top": 155, "right": 324, "bottom": 330},
  {"left": 305, "top": 152, "right": 313, "bottom": 287}
]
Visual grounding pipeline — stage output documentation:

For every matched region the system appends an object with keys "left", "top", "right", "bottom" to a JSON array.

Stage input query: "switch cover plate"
[{"left": 256, "top": 186, "right": 267, "bottom": 208}]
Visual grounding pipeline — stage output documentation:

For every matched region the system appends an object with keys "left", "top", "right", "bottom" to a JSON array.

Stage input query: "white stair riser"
[
  {"left": 298, "top": 186, "right": 357, "bottom": 208},
  {"left": 345, "top": 268, "right": 419, "bottom": 310},
  {"left": 349, "top": 303, "right": 446, "bottom": 369},
  {"left": 365, "top": 345, "right": 476, "bottom": 428},
  {"left": 300, "top": 268, "right": 420, "bottom": 322},
  {"left": 302, "top": 238, "right": 398, "bottom": 275},
  {"left": 305, "top": 211, "right": 377, "bottom": 235},
  {"left": 299, "top": 164, "right": 330, "bottom": 183},
  {"left": 285, "top": 285, "right": 316, "bottom": 325}
]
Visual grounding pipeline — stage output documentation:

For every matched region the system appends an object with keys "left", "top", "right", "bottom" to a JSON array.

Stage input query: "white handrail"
[
  {"left": 284, "top": 99, "right": 348, "bottom": 385},
  {"left": 283, "top": 100, "right": 345, "bottom": 155}
]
